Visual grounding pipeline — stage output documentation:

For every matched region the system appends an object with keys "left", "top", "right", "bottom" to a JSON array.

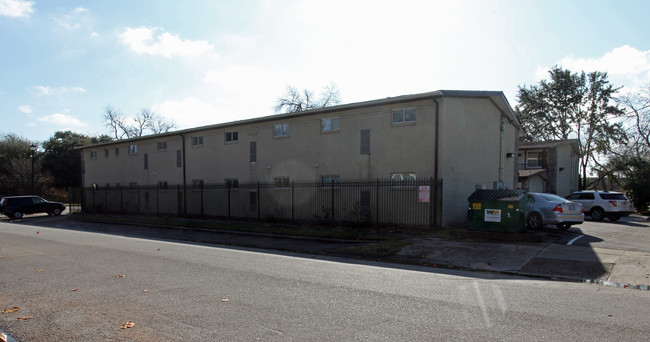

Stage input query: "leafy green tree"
[
  {"left": 608, "top": 156, "right": 650, "bottom": 213},
  {"left": 0, "top": 133, "right": 49, "bottom": 195},
  {"left": 41, "top": 131, "right": 112, "bottom": 189},
  {"left": 515, "top": 66, "right": 626, "bottom": 189}
]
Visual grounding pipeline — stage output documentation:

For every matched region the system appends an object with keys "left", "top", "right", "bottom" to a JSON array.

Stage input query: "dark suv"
[{"left": 0, "top": 196, "right": 66, "bottom": 220}]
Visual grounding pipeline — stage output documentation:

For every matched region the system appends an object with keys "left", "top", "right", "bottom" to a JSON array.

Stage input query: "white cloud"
[
  {"left": 38, "top": 112, "right": 87, "bottom": 127},
  {"left": 538, "top": 45, "right": 650, "bottom": 92},
  {"left": 0, "top": 0, "right": 34, "bottom": 18},
  {"left": 18, "top": 105, "right": 32, "bottom": 114},
  {"left": 119, "top": 27, "right": 217, "bottom": 59},
  {"left": 152, "top": 97, "right": 221, "bottom": 129},
  {"left": 33, "top": 85, "right": 86, "bottom": 96}
]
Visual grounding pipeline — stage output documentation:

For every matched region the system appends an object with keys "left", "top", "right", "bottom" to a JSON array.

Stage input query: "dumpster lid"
[{"left": 467, "top": 189, "right": 526, "bottom": 201}]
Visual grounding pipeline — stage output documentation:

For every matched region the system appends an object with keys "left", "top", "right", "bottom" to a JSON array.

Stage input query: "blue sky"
[{"left": 1, "top": 0, "right": 649, "bottom": 142}]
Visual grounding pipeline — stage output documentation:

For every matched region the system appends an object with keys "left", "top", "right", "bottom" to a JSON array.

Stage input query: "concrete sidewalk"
[{"left": 393, "top": 238, "right": 650, "bottom": 290}]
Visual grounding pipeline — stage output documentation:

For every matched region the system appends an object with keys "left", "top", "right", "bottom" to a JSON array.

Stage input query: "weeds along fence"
[{"left": 83, "top": 178, "right": 443, "bottom": 228}]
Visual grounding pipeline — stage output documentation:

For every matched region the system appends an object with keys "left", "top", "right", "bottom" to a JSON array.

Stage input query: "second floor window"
[
  {"left": 192, "top": 179, "right": 204, "bottom": 190},
  {"left": 225, "top": 131, "right": 238, "bottom": 142},
  {"left": 273, "top": 124, "right": 290, "bottom": 137},
  {"left": 129, "top": 145, "right": 137, "bottom": 155},
  {"left": 90, "top": 151, "right": 97, "bottom": 159},
  {"left": 192, "top": 136, "right": 204, "bottom": 147},
  {"left": 526, "top": 151, "right": 544, "bottom": 168},
  {"left": 157, "top": 141, "right": 167, "bottom": 151},
  {"left": 158, "top": 181, "right": 168, "bottom": 190},
  {"left": 392, "top": 108, "right": 416, "bottom": 124},
  {"left": 144, "top": 153, "right": 148, "bottom": 170},
  {"left": 321, "top": 118, "right": 340, "bottom": 132}
]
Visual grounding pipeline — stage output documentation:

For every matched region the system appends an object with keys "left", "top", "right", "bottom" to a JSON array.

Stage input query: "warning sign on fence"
[{"left": 418, "top": 186, "right": 430, "bottom": 202}]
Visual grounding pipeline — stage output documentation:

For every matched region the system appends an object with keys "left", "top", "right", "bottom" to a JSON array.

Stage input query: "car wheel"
[
  {"left": 608, "top": 214, "right": 620, "bottom": 221},
  {"left": 556, "top": 223, "right": 571, "bottom": 230},
  {"left": 53, "top": 208, "right": 62, "bottom": 216},
  {"left": 13, "top": 211, "right": 23, "bottom": 219},
  {"left": 590, "top": 207, "right": 605, "bottom": 221},
  {"left": 527, "top": 213, "right": 543, "bottom": 229}
]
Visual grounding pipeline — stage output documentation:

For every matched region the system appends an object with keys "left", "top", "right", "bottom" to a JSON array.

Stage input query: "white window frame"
[
  {"left": 392, "top": 108, "right": 417, "bottom": 124},
  {"left": 321, "top": 117, "right": 341, "bottom": 133},
  {"left": 129, "top": 144, "right": 137, "bottom": 155},
  {"left": 390, "top": 172, "right": 417, "bottom": 188},
  {"left": 225, "top": 131, "right": 239, "bottom": 143},
  {"left": 273, "top": 124, "right": 290, "bottom": 138},
  {"left": 321, "top": 175, "right": 341, "bottom": 189},
  {"left": 273, "top": 176, "right": 290, "bottom": 189},
  {"left": 526, "top": 150, "right": 544, "bottom": 169},
  {"left": 90, "top": 151, "right": 97, "bottom": 159},
  {"left": 157, "top": 141, "right": 167, "bottom": 151},
  {"left": 192, "top": 136, "right": 204, "bottom": 147}
]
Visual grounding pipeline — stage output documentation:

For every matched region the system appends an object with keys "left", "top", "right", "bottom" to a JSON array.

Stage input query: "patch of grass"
[
  {"left": 332, "top": 238, "right": 410, "bottom": 258},
  {"left": 72, "top": 213, "right": 392, "bottom": 241}
]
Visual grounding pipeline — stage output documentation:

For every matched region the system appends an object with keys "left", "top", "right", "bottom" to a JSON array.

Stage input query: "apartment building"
[
  {"left": 80, "top": 90, "right": 522, "bottom": 226},
  {"left": 517, "top": 140, "right": 580, "bottom": 197}
]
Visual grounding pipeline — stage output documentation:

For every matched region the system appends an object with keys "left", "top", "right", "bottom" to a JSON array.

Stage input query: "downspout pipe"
[
  {"left": 180, "top": 133, "right": 187, "bottom": 216},
  {"left": 499, "top": 115, "right": 505, "bottom": 183},
  {"left": 432, "top": 97, "right": 440, "bottom": 226}
]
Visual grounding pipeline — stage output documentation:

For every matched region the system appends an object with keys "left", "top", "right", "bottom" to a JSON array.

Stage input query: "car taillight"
[
  {"left": 581, "top": 207, "right": 584, "bottom": 213},
  {"left": 609, "top": 201, "right": 617, "bottom": 207},
  {"left": 553, "top": 204, "right": 563, "bottom": 213}
]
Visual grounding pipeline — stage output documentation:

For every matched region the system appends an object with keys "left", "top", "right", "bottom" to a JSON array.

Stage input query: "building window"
[
  {"left": 526, "top": 151, "right": 544, "bottom": 168},
  {"left": 129, "top": 182, "right": 138, "bottom": 191},
  {"left": 144, "top": 192, "right": 150, "bottom": 210},
  {"left": 176, "top": 150, "right": 182, "bottom": 168},
  {"left": 391, "top": 172, "right": 417, "bottom": 187},
  {"left": 144, "top": 153, "right": 148, "bottom": 170},
  {"left": 250, "top": 141, "right": 257, "bottom": 163},
  {"left": 273, "top": 176, "right": 290, "bottom": 188},
  {"left": 158, "top": 181, "right": 168, "bottom": 190},
  {"left": 129, "top": 144, "right": 137, "bottom": 155},
  {"left": 90, "top": 151, "right": 97, "bottom": 159},
  {"left": 192, "top": 136, "right": 204, "bottom": 147},
  {"left": 360, "top": 129, "right": 370, "bottom": 155},
  {"left": 157, "top": 141, "right": 167, "bottom": 151},
  {"left": 321, "top": 175, "right": 341, "bottom": 188},
  {"left": 225, "top": 131, "right": 238, "bottom": 143},
  {"left": 114, "top": 148, "right": 120, "bottom": 157},
  {"left": 225, "top": 178, "right": 239, "bottom": 189},
  {"left": 105, "top": 183, "right": 111, "bottom": 192},
  {"left": 273, "top": 124, "right": 290, "bottom": 137},
  {"left": 392, "top": 108, "right": 417, "bottom": 124},
  {"left": 192, "top": 179, "right": 204, "bottom": 190},
  {"left": 321, "top": 118, "right": 340, "bottom": 132},
  {"left": 104, "top": 149, "right": 110, "bottom": 158}
]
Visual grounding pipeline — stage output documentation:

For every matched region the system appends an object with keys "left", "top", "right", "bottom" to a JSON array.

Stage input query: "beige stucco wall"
[
  {"left": 83, "top": 99, "right": 438, "bottom": 188},
  {"left": 554, "top": 143, "right": 579, "bottom": 196},
  {"left": 438, "top": 97, "right": 519, "bottom": 226}
]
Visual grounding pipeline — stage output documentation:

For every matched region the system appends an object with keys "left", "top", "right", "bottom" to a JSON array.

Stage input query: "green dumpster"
[{"left": 467, "top": 189, "right": 528, "bottom": 232}]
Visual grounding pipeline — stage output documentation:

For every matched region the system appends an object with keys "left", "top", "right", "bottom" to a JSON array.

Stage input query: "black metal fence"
[{"left": 83, "top": 178, "right": 443, "bottom": 228}]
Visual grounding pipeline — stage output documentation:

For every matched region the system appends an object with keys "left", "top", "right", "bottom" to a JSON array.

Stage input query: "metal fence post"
[
  {"left": 227, "top": 184, "right": 231, "bottom": 218},
  {"left": 257, "top": 182, "right": 261, "bottom": 220},
  {"left": 291, "top": 181, "right": 295, "bottom": 224},
  {"left": 200, "top": 183, "right": 204, "bottom": 218}
]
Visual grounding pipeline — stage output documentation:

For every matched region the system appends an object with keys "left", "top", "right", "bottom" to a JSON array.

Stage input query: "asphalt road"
[
  {"left": 1, "top": 220, "right": 650, "bottom": 341},
  {"left": 533, "top": 215, "right": 650, "bottom": 252}
]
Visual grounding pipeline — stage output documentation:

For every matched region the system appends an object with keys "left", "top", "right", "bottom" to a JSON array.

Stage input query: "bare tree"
[
  {"left": 103, "top": 106, "right": 176, "bottom": 139},
  {"left": 617, "top": 84, "right": 650, "bottom": 156},
  {"left": 274, "top": 83, "right": 341, "bottom": 113}
]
